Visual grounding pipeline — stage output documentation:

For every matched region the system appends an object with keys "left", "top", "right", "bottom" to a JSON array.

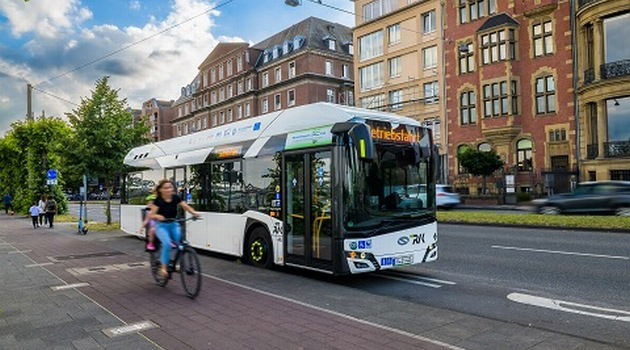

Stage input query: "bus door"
[{"left": 283, "top": 149, "right": 333, "bottom": 271}]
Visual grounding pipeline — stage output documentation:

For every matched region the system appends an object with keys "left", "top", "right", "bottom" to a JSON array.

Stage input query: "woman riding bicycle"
[{"left": 148, "top": 179, "right": 200, "bottom": 277}]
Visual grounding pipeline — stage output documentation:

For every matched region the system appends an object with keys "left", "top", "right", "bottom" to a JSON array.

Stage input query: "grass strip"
[{"left": 437, "top": 211, "right": 630, "bottom": 231}]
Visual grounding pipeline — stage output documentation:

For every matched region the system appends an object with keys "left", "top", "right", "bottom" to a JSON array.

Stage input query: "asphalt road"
[{"left": 94, "top": 222, "right": 630, "bottom": 348}]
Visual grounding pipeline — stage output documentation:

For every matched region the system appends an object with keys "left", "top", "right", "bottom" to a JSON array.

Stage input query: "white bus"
[{"left": 121, "top": 103, "right": 438, "bottom": 275}]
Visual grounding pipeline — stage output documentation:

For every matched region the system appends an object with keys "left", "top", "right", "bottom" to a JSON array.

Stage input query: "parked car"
[
  {"left": 532, "top": 181, "right": 630, "bottom": 216},
  {"left": 436, "top": 185, "right": 461, "bottom": 209}
]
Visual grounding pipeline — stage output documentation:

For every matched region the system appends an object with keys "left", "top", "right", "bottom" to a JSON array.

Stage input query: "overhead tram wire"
[
  {"left": 31, "top": 86, "right": 81, "bottom": 107},
  {"left": 34, "top": 0, "right": 237, "bottom": 88},
  {"left": 302, "top": 0, "right": 425, "bottom": 36}
]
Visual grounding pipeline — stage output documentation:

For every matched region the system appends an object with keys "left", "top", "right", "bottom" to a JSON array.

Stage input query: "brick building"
[
  {"left": 171, "top": 17, "right": 354, "bottom": 136},
  {"left": 445, "top": 0, "right": 576, "bottom": 195},
  {"left": 575, "top": 0, "right": 630, "bottom": 181},
  {"left": 351, "top": 0, "right": 447, "bottom": 182},
  {"left": 138, "top": 98, "right": 175, "bottom": 141}
]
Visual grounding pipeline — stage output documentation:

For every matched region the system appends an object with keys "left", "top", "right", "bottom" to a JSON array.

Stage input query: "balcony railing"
[
  {"left": 584, "top": 68, "right": 595, "bottom": 85},
  {"left": 587, "top": 144, "right": 598, "bottom": 159},
  {"left": 604, "top": 141, "right": 630, "bottom": 158},
  {"left": 601, "top": 59, "right": 630, "bottom": 80}
]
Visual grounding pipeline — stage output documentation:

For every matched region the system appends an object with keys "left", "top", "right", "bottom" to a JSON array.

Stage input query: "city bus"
[{"left": 121, "top": 102, "right": 438, "bottom": 275}]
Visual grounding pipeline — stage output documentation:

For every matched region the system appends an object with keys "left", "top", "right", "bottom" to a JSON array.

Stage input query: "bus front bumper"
[{"left": 345, "top": 243, "right": 438, "bottom": 274}]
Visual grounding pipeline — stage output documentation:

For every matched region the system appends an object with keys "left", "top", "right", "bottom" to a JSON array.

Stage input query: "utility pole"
[{"left": 26, "top": 83, "right": 33, "bottom": 120}]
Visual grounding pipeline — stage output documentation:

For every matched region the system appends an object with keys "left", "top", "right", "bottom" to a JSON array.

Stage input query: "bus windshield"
[{"left": 343, "top": 143, "right": 432, "bottom": 231}]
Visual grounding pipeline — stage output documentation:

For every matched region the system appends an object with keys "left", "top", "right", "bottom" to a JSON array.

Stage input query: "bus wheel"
[{"left": 247, "top": 227, "right": 273, "bottom": 269}]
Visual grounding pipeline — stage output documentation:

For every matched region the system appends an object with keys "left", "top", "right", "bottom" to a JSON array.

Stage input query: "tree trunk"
[
  {"left": 482, "top": 175, "right": 487, "bottom": 195},
  {"left": 106, "top": 180, "right": 112, "bottom": 225}
]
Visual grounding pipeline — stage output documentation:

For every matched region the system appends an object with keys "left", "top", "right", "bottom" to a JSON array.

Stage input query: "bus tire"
[{"left": 246, "top": 226, "right": 273, "bottom": 269}]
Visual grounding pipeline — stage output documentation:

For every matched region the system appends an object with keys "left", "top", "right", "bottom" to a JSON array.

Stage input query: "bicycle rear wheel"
[
  {"left": 180, "top": 247, "right": 202, "bottom": 299},
  {"left": 150, "top": 250, "right": 169, "bottom": 287}
]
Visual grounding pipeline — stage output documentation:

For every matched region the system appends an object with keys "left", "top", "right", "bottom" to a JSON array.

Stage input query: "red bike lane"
[{"left": 2, "top": 218, "right": 456, "bottom": 350}]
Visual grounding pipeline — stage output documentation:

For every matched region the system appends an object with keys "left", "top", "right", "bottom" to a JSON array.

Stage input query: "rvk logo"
[{"left": 397, "top": 234, "right": 425, "bottom": 245}]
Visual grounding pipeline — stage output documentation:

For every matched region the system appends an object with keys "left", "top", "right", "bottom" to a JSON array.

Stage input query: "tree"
[
  {"left": 66, "top": 77, "right": 148, "bottom": 224},
  {"left": 459, "top": 149, "right": 504, "bottom": 195},
  {"left": 0, "top": 118, "right": 72, "bottom": 214}
]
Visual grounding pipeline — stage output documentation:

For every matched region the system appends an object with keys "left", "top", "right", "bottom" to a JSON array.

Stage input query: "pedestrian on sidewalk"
[
  {"left": 45, "top": 195, "right": 57, "bottom": 228},
  {"left": 29, "top": 201, "right": 40, "bottom": 229},
  {"left": 3, "top": 193, "right": 13, "bottom": 215},
  {"left": 38, "top": 195, "right": 47, "bottom": 227}
]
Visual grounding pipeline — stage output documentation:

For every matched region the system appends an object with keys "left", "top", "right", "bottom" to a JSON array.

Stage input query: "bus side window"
[
  {"left": 210, "top": 161, "right": 245, "bottom": 213},
  {"left": 243, "top": 155, "right": 281, "bottom": 215}
]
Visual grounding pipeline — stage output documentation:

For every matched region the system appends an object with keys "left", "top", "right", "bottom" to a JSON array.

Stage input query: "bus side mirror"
[{"left": 331, "top": 122, "right": 376, "bottom": 161}]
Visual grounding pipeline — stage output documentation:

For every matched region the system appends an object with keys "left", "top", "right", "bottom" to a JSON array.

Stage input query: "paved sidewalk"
[
  {"left": 0, "top": 215, "right": 452, "bottom": 350},
  {"left": 0, "top": 225, "right": 156, "bottom": 349}
]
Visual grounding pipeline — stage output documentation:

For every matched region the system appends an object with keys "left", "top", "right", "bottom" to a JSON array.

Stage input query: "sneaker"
[{"left": 146, "top": 242, "right": 156, "bottom": 251}]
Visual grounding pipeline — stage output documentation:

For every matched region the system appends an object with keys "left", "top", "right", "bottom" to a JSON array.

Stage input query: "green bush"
[{"left": 516, "top": 192, "right": 532, "bottom": 202}]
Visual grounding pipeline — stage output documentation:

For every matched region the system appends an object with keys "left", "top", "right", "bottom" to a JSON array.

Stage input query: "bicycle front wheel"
[{"left": 180, "top": 246, "right": 202, "bottom": 299}]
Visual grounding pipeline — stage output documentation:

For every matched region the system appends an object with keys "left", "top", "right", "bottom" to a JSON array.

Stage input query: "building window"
[
  {"left": 184, "top": 123, "right": 188, "bottom": 134},
  {"left": 478, "top": 142, "right": 491, "bottom": 152},
  {"left": 237, "top": 81, "right": 243, "bottom": 95},
  {"left": 274, "top": 94, "right": 281, "bottom": 110},
  {"left": 275, "top": 67, "right": 282, "bottom": 82},
  {"left": 607, "top": 96, "right": 630, "bottom": 142},
  {"left": 218, "top": 65, "right": 224, "bottom": 80},
  {"left": 459, "top": 42, "right": 474, "bottom": 74},
  {"left": 237, "top": 56, "right": 243, "bottom": 71},
  {"left": 226, "top": 59, "right": 233, "bottom": 76},
  {"left": 262, "top": 98, "right": 269, "bottom": 113},
  {"left": 610, "top": 170, "right": 630, "bottom": 181},
  {"left": 535, "top": 75, "right": 555, "bottom": 114},
  {"left": 245, "top": 103, "right": 251, "bottom": 117},
  {"left": 549, "top": 128, "right": 567, "bottom": 142},
  {"left": 184, "top": 103, "right": 189, "bottom": 115},
  {"left": 389, "top": 56, "right": 401, "bottom": 78},
  {"left": 348, "top": 44, "right": 354, "bottom": 55},
  {"left": 178, "top": 107, "right": 182, "bottom": 118},
  {"left": 328, "top": 39, "right": 336, "bottom": 51},
  {"left": 288, "top": 89, "right": 296, "bottom": 106},
  {"left": 516, "top": 139, "right": 533, "bottom": 171},
  {"left": 359, "top": 30, "right": 384, "bottom": 61},
  {"left": 342, "top": 64, "right": 349, "bottom": 78},
  {"left": 424, "top": 81, "right": 439, "bottom": 104},
  {"left": 202, "top": 118, "right": 207, "bottom": 129},
  {"left": 604, "top": 12, "right": 630, "bottom": 64},
  {"left": 359, "top": 62, "right": 384, "bottom": 92},
  {"left": 326, "top": 89, "right": 336, "bottom": 103},
  {"left": 325, "top": 60, "right": 333, "bottom": 75},
  {"left": 237, "top": 105, "right": 243, "bottom": 119},
  {"left": 227, "top": 84, "right": 233, "bottom": 98},
  {"left": 262, "top": 72, "right": 269, "bottom": 87},
  {"left": 481, "top": 29, "right": 515, "bottom": 65},
  {"left": 388, "top": 24, "right": 401, "bottom": 45},
  {"left": 203, "top": 71, "right": 208, "bottom": 87},
  {"left": 219, "top": 88, "right": 225, "bottom": 101},
  {"left": 423, "top": 45, "right": 437, "bottom": 69},
  {"left": 389, "top": 89, "right": 402, "bottom": 110},
  {"left": 422, "top": 10, "right": 436, "bottom": 33},
  {"left": 211, "top": 113, "right": 217, "bottom": 126},
  {"left": 533, "top": 20, "right": 553, "bottom": 57},
  {"left": 483, "top": 81, "right": 516, "bottom": 117},
  {"left": 362, "top": 0, "right": 398, "bottom": 22},
  {"left": 227, "top": 109, "right": 233, "bottom": 122},
  {"left": 219, "top": 111, "right": 225, "bottom": 124},
  {"left": 247, "top": 78, "right": 252, "bottom": 91},
  {"left": 460, "top": 91, "right": 477, "bottom": 125},
  {"left": 422, "top": 118, "right": 440, "bottom": 143},
  {"left": 211, "top": 91, "right": 217, "bottom": 104},
  {"left": 511, "top": 80, "right": 519, "bottom": 115},
  {"left": 459, "top": 0, "right": 495, "bottom": 24},
  {"left": 211, "top": 68, "right": 216, "bottom": 83},
  {"left": 361, "top": 94, "right": 385, "bottom": 110},
  {"left": 289, "top": 61, "right": 296, "bottom": 78}
]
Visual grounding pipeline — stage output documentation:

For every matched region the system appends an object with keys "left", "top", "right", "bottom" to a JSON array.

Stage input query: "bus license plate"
[{"left": 380, "top": 254, "right": 414, "bottom": 267}]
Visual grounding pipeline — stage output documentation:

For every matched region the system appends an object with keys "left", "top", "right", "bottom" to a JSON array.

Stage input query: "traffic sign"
[
  {"left": 47, "top": 179, "right": 58, "bottom": 185},
  {"left": 47, "top": 169, "right": 58, "bottom": 180}
]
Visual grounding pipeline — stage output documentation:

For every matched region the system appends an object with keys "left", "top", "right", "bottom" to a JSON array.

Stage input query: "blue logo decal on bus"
[
  {"left": 349, "top": 241, "right": 357, "bottom": 250},
  {"left": 357, "top": 239, "right": 372, "bottom": 250},
  {"left": 381, "top": 257, "right": 394, "bottom": 266},
  {"left": 358, "top": 241, "right": 365, "bottom": 249},
  {"left": 253, "top": 122, "right": 261, "bottom": 131}
]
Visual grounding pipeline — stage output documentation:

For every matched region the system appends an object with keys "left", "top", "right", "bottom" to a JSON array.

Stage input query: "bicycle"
[{"left": 149, "top": 217, "right": 202, "bottom": 299}]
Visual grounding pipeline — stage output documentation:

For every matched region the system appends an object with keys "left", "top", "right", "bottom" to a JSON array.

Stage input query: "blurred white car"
[{"left": 436, "top": 185, "right": 460, "bottom": 209}]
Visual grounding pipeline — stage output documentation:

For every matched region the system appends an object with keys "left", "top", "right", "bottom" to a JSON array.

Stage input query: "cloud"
[
  {"left": 130, "top": 0, "right": 141, "bottom": 11},
  {"left": 0, "top": 0, "right": 223, "bottom": 133},
  {"left": 0, "top": 0, "right": 92, "bottom": 38}
]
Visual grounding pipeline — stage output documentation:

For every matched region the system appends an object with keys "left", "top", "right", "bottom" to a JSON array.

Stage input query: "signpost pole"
[{"left": 83, "top": 175, "right": 88, "bottom": 222}]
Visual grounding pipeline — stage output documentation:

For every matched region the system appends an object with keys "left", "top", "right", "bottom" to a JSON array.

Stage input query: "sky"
[{"left": 0, "top": 0, "right": 354, "bottom": 134}]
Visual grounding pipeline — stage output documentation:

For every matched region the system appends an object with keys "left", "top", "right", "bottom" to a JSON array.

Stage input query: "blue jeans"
[{"left": 156, "top": 221, "right": 181, "bottom": 265}]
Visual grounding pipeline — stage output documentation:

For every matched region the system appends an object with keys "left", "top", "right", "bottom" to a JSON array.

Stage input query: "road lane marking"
[
  {"left": 508, "top": 293, "right": 630, "bottom": 323},
  {"left": 25, "top": 262, "right": 54, "bottom": 267},
  {"left": 202, "top": 273, "right": 464, "bottom": 350},
  {"left": 51, "top": 282, "right": 90, "bottom": 291},
  {"left": 8, "top": 250, "right": 32, "bottom": 254},
  {"left": 383, "top": 271, "right": 457, "bottom": 285},
  {"left": 376, "top": 274, "right": 442, "bottom": 288},
  {"left": 491, "top": 245, "right": 630, "bottom": 260},
  {"left": 102, "top": 320, "right": 158, "bottom": 338}
]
